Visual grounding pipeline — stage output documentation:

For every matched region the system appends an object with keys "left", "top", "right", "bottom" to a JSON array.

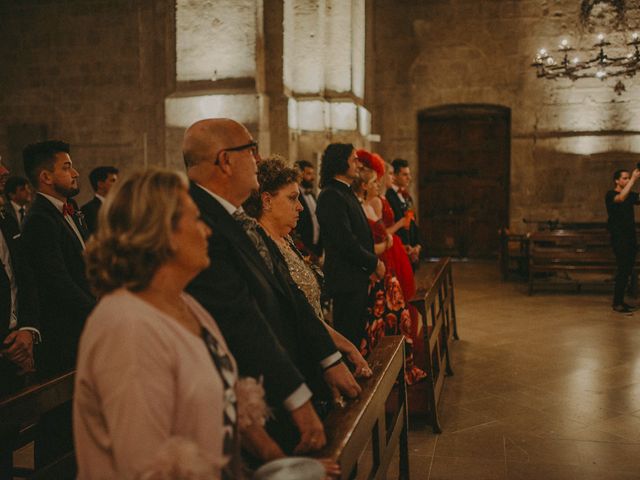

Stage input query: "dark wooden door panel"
[{"left": 418, "top": 105, "right": 510, "bottom": 258}]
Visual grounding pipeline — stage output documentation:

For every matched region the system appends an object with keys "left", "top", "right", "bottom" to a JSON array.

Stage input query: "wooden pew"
[
  {"left": 0, "top": 371, "right": 76, "bottom": 480},
  {"left": 313, "top": 336, "right": 409, "bottom": 480},
  {"left": 528, "top": 230, "right": 639, "bottom": 295},
  {"left": 409, "top": 257, "right": 458, "bottom": 433}
]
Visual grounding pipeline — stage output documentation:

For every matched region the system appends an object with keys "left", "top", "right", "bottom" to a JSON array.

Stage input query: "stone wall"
[
  {"left": 372, "top": 0, "right": 640, "bottom": 230},
  {"left": 0, "top": 0, "right": 173, "bottom": 205}
]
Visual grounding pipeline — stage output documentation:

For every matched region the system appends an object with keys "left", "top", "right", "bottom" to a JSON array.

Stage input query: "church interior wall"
[{"left": 372, "top": 0, "right": 640, "bottom": 231}]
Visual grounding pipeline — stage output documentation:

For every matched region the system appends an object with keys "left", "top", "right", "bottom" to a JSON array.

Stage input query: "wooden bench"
[
  {"left": 528, "top": 230, "right": 638, "bottom": 295},
  {"left": 313, "top": 336, "right": 409, "bottom": 480},
  {"left": 0, "top": 371, "right": 76, "bottom": 480},
  {"left": 408, "top": 257, "right": 459, "bottom": 433},
  {"left": 498, "top": 227, "right": 529, "bottom": 280}
]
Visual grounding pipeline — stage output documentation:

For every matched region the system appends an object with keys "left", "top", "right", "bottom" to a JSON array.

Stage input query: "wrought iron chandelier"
[{"left": 532, "top": 32, "right": 640, "bottom": 81}]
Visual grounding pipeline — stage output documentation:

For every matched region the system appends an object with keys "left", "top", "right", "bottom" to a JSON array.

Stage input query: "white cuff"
[
  {"left": 283, "top": 384, "right": 313, "bottom": 411},
  {"left": 319, "top": 351, "right": 342, "bottom": 369}
]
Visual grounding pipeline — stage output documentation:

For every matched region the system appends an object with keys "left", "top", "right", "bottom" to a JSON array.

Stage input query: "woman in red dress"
[{"left": 354, "top": 151, "right": 426, "bottom": 385}]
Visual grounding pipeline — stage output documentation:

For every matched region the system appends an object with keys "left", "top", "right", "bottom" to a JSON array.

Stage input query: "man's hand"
[
  {"left": 290, "top": 400, "right": 326, "bottom": 454},
  {"left": 374, "top": 260, "right": 386, "bottom": 279},
  {"left": 323, "top": 361, "right": 362, "bottom": 404},
  {"left": 345, "top": 347, "right": 373, "bottom": 378},
  {"left": 1, "top": 330, "right": 33, "bottom": 366}
]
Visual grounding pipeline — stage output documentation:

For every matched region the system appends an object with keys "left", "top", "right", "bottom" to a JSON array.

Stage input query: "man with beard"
[
  {"left": 294, "top": 160, "right": 322, "bottom": 258},
  {"left": 22, "top": 141, "right": 95, "bottom": 376}
]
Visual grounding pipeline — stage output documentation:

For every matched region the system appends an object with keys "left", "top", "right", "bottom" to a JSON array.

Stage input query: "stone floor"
[{"left": 393, "top": 260, "right": 640, "bottom": 480}]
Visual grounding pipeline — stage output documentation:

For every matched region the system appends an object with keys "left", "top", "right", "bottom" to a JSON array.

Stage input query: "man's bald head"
[{"left": 183, "top": 118, "right": 250, "bottom": 168}]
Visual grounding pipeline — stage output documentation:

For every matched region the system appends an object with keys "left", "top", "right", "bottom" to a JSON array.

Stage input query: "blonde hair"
[{"left": 85, "top": 167, "right": 189, "bottom": 297}]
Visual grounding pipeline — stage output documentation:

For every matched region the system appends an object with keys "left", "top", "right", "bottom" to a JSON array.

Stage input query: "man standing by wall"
[
  {"left": 294, "top": 160, "right": 322, "bottom": 259},
  {"left": 606, "top": 168, "right": 640, "bottom": 313},
  {"left": 81, "top": 166, "right": 119, "bottom": 235}
]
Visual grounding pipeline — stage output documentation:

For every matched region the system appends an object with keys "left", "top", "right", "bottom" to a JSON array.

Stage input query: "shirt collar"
[
  {"left": 38, "top": 192, "right": 66, "bottom": 213},
  {"left": 334, "top": 178, "right": 351, "bottom": 188},
  {"left": 95, "top": 194, "right": 106, "bottom": 203},
  {"left": 392, "top": 184, "right": 400, "bottom": 193},
  {"left": 10, "top": 201, "right": 23, "bottom": 213},
  {"left": 195, "top": 183, "right": 239, "bottom": 216}
]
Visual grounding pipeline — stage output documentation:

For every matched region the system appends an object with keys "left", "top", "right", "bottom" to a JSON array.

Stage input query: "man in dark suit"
[
  {"left": 0, "top": 211, "right": 39, "bottom": 396},
  {"left": 184, "top": 118, "right": 360, "bottom": 455},
  {"left": 386, "top": 158, "right": 422, "bottom": 267},
  {"left": 21, "top": 141, "right": 95, "bottom": 377},
  {"left": 81, "top": 165, "right": 119, "bottom": 234},
  {"left": 293, "top": 160, "right": 322, "bottom": 258},
  {"left": 21, "top": 140, "right": 95, "bottom": 467},
  {"left": 3, "top": 176, "right": 33, "bottom": 237},
  {"left": 316, "top": 144, "right": 385, "bottom": 347}
]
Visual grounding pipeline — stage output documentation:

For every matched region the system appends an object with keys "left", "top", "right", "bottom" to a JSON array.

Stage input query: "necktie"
[
  {"left": 62, "top": 202, "right": 75, "bottom": 216},
  {"left": 201, "top": 327, "right": 237, "bottom": 479},
  {"left": 232, "top": 210, "right": 274, "bottom": 273},
  {"left": 18, "top": 207, "right": 25, "bottom": 224}
]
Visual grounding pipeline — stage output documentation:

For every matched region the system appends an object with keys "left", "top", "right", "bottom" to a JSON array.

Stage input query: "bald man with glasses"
[{"left": 184, "top": 118, "right": 360, "bottom": 459}]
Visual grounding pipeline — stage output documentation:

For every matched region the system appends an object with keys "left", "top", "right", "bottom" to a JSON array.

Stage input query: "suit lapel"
[
  {"left": 33, "top": 195, "right": 85, "bottom": 251},
  {"left": 190, "top": 184, "right": 285, "bottom": 295}
]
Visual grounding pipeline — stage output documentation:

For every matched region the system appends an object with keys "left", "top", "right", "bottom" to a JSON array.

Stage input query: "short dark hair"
[
  {"left": 89, "top": 166, "right": 119, "bottom": 191},
  {"left": 23, "top": 140, "right": 70, "bottom": 187},
  {"left": 613, "top": 169, "right": 629, "bottom": 182},
  {"left": 4, "top": 176, "right": 29, "bottom": 197},
  {"left": 391, "top": 158, "right": 409, "bottom": 174},
  {"left": 319, "top": 143, "right": 354, "bottom": 188},
  {"left": 244, "top": 157, "right": 300, "bottom": 219},
  {"left": 295, "top": 160, "right": 313, "bottom": 171}
]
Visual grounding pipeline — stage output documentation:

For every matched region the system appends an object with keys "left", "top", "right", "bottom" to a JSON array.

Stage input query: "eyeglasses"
[{"left": 215, "top": 141, "right": 260, "bottom": 165}]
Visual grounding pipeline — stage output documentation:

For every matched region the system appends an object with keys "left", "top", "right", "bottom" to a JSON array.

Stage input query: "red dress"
[
  {"left": 361, "top": 217, "right": 426, "bottom": 385},
  {"left": 380, "top": 197, "right": 416, "bottom": 300}
]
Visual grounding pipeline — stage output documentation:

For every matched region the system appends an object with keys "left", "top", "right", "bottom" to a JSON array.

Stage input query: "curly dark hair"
[
  {"left": 319, "top": 143, "right": 354, "bottom": 188},
  {"left": 244, "top": 156, "right": 300, "bottom": 218}
]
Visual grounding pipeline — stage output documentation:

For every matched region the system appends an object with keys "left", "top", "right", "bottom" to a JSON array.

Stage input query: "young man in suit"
[
  {"left": 21, "top": 141, "right": 95, "bottom": 376},
  {"left": 386, "top": 158, "right": 422, "bottom": 267},
  {"left": 316, "top": 144, "right": 385, "bottom": 347},
  {"left": 183, "top": 118, "right": 360, "bottom": 456},
  {"left": 21, "top": 140, "right": 96, "bottom": 467},
  {"left": 81, "top": 165, "right": 119, "bottom": 235},
  {"left": 3, "top": 176, "right": 33, "bottom": 236},
  {"left": 293, "top": 160, "right": 322, "bottom": 258}
]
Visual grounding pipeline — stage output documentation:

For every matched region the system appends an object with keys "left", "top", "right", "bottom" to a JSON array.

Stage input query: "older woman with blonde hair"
[{"left": 74, "top": 168, "right": 274, "bottom": 480}]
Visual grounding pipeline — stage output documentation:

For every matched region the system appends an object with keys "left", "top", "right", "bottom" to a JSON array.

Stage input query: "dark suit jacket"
[
  {"left": 386, "top": 187, "right": 421, "bottom": 247},
  {"left": 21, "top": 194, "right": 95, "bottom": 376},
  {"left": 0, "top": 214, "right": 39, "bottom": 342},
  {"left": 186, "top": 183, "right": 338, "bottom": 409},
  {"left": 294, "top": 188, "right": 322, "bottom": 256},
  {"left": 2, "top": 202, "right": 23, "bottom": 240},
  {"left": 317, "top": 179, "right": 377, "bottom": 296},
  {"left": 81, "top": 196, "right": 102, "bottom": 235}
]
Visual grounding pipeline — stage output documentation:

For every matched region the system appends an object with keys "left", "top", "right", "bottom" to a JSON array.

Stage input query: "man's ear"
[
  {"left": 218, "top": 151, "right": 233, "bottom": 175},
  {"left": 39, "top": 169, "right": 53, "bottom": 187}
]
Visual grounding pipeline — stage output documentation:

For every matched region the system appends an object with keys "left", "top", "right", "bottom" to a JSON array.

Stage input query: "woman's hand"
[
  {"left": 346, "top": 347, "right": 373, "bottom": 378},
  {"left": 318, "top": 458, "right": 342, "bottom": 479}
]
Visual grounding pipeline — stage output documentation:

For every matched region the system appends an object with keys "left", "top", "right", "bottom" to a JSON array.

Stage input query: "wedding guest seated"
[
  {"left": 74, "top": 168, "right": 276, "bottom": 479},
  {"left": 244, "top": 157, "right": 373, "bottom": 381}
]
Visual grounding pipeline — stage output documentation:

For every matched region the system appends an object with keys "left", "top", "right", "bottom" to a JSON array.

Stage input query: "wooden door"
[{"left": 418, "top": 105, "right": 510, "bottom": 258}]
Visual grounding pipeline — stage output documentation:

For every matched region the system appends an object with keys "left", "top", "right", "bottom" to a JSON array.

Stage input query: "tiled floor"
[{"left": 394, "top": 261, "right": 640, "bottom": 479}]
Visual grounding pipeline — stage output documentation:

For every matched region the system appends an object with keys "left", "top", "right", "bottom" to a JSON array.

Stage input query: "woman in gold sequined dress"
[{"left": 244, "top": 158, "right": 372, "bottom": 379}]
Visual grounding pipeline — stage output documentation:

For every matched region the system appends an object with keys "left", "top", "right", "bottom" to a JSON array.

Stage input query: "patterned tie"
[
  {"left": 62, "top": 202, "right": 75, "bottom": 216},
  {"left": 201, "top": 328, "right": 237, "bottom": 480},
  {"left": 232, "top": 209, "right": 274, "bottom": 273}
]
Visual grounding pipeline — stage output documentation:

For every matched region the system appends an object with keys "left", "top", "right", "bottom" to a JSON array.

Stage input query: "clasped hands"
[{"left": 1, "top": 330, "right": 35, "bottom": 375}]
